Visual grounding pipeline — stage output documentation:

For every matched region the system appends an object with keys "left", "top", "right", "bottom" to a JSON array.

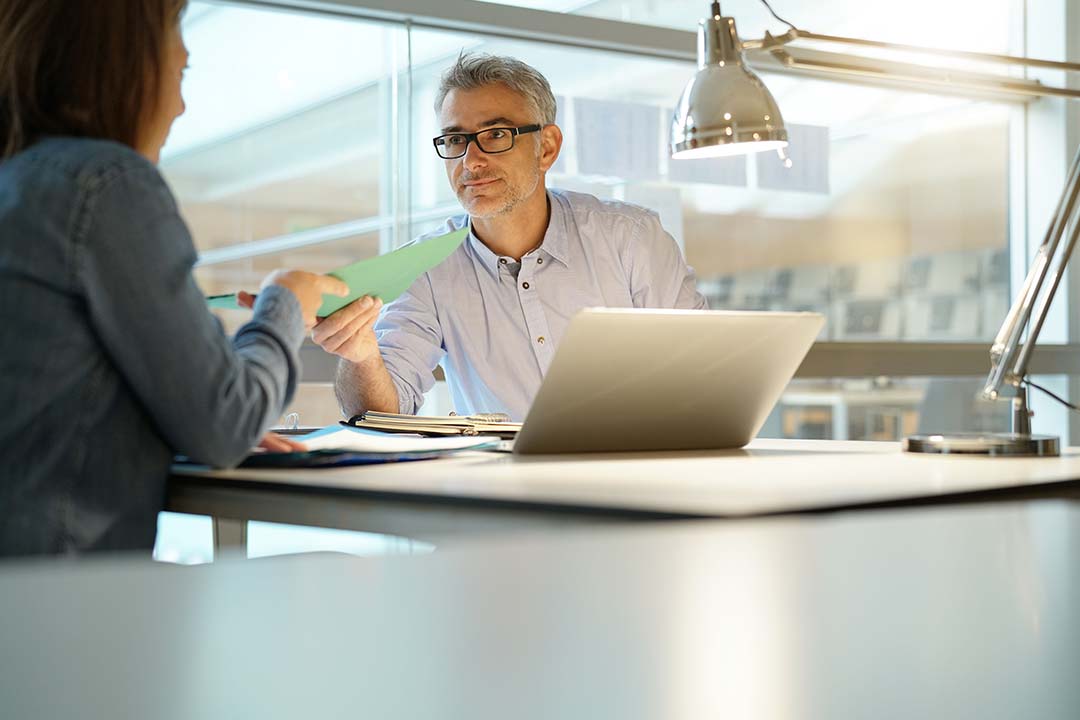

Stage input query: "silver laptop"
[{"left": 513, "top": 308, "right": 825, "bottom": 454}]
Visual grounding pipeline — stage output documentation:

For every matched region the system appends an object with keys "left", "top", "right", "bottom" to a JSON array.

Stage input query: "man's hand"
[{"left": 312, "top": 296, "right": 384, "bottom": 365}]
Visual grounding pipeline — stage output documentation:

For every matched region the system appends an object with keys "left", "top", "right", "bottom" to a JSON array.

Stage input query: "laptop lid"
[{"left": 513, "top": 308, "right": 824, "bottom": 454}]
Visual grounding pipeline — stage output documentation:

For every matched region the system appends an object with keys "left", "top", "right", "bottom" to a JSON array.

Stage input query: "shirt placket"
[{"left": 504, "top": 253, "right": 556, "bottom": 373}]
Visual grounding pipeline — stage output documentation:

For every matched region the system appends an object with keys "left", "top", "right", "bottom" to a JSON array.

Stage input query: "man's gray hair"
[{"left": 434, "top": 52, "right": 557, "bottom": 125}]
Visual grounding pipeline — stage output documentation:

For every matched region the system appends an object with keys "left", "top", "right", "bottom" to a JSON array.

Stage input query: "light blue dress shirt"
[{"left": 376, "top": 189, "right": 708, "bottom": 421}]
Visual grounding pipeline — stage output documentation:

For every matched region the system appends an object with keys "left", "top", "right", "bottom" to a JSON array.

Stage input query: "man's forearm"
[{"left": 335, "top": 355, "right": 400, "bottom": 417}]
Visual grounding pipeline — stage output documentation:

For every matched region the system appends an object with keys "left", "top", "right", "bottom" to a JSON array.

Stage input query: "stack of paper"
[
  {"left": 232, "top": 425, "right": 500, "bottom": 469},
  {"left": 298, "top": 425, "right": 501, "bottom": 453}
]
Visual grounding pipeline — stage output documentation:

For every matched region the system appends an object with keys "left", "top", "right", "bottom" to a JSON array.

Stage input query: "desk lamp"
[
  {"left": 904, "top": 142, "right": 1080, "bottom": 456},
  {"left": 672, "top": 1, "right": 1080, "bottom": 456}
]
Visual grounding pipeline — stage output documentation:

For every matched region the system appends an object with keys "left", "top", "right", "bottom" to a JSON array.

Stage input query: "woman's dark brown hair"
[{"left": 0, "top": 0, "right": 187, "bottom": 159}]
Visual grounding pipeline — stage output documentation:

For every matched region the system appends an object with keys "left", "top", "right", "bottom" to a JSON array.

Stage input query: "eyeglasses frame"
[{"left": 432, "top": 124, "right": 543, "bottom": 159}]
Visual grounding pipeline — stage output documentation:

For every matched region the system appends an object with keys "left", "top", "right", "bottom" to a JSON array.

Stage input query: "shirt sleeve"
[
  {"left": 374, "top": 272, "right": 445, "bottom": 414},
  {"left": 76, "top": 162, "right": 305, "bottom": 468},
  {"left": 626, "top": 210, "right": 709, "bottom": 310}
]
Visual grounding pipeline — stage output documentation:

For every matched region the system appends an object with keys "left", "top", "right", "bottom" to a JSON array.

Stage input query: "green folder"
[
  {"left": 206, "top": 294, "right": 245, "bottom": 310},
  {"left": 205, "top": 227, "right": 467, "bottom": 317}
]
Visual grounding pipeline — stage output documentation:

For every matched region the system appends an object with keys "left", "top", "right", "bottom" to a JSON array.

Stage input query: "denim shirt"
[
  {"left": 377, "top": 190, "right": 708, "bottom": 421},
  {"left": 0, "top": 137, "right": 305, "bottom": 556}
]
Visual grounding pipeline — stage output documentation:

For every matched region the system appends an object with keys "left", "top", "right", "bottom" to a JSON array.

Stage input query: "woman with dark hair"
[{"left": 0, "top": 1, "right": 353, "bottom": 556}]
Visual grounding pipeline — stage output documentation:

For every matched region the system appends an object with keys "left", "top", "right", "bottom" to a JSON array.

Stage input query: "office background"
[{"left": 162, "top": 0, "right": 1079, "bottom": 445}]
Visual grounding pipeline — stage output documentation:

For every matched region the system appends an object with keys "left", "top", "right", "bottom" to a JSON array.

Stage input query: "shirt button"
[
  {"left": 537, "top": 258, "right": 544, "bottom": 264},
  {"left": 537, "top": 336, "right": 546, "bottom": 345},
  {"left": 522, "top": 281, "right": 530, "bottom": 290},
  {"left": 499, "top": 258, "right": 507, "bottom": 265}
]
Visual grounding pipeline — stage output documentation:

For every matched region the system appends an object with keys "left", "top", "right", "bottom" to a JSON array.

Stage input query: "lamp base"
[{"left": 903, "top": 432, "right": 1059, "bottom": 456}]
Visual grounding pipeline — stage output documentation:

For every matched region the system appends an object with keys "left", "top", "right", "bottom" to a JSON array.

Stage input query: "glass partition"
[
  {"left": 170, "top": 0, "right": 1015, "bottom": 340},
  {"left": 164, "top": 3, "right": 405, "bottom": 309}
]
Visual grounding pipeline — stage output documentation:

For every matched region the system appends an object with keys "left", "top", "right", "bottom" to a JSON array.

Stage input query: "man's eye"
[
  {"left": 446, "top": 135, "right": 467, "bottom": 145},
  {"left": 488, "top": 129, "right": 508, "bottom": 139}
]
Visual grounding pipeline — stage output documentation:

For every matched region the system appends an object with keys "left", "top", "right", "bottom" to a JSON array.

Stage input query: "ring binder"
[{"left": 345, "top": 411, "right": 521, "bottom": 439}]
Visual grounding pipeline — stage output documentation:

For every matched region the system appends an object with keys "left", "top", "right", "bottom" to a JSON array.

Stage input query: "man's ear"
[{"left": 538, "top": 124, "right": 563, "bottom": 173}]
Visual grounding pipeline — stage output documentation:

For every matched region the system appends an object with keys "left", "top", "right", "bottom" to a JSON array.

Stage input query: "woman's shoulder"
[
  {"left": 0, "top": 137, "right": 180, "bottom": 249},
  {"left": 2, "top": 137, "right": 175, "bottom": 225},
  {"left": 23, "top": 136, "right": 145, "bottom": 165},
  {"left": 14, "top": 136, "right": 158, "bottom": 187}
]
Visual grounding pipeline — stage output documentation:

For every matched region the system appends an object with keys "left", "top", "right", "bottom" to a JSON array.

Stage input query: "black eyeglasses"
[{"left": 432, "top": 124, "right": 542, "bottom": 159}]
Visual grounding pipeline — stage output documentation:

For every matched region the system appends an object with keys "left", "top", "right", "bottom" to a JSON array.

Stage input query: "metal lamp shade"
[{"left": 671, "top": 15, "right": 788, "bottom": 159}]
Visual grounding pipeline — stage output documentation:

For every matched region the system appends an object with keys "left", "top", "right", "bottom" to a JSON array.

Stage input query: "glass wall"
[
  {"left": 169, "top": 1, "right": 1014, "bottom": 344},
  {"left": 164, "top": 4, "right": 407, "bottom": 332}
]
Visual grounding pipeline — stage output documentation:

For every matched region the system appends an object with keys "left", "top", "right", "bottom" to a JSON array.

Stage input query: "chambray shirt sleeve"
[
  {"left": 77, "top": 163, "right": 305, "bottom": 467},
  {"left": 374, "top": 272, "right": 445, "bottom": 414},
  {"left": 626, "top": 210, "right": 709, "bottom": 310}
]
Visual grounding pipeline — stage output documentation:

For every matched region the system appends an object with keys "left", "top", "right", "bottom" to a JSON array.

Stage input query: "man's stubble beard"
[{"left": 461, "top": 160, "right": 542, "bottom": 220}]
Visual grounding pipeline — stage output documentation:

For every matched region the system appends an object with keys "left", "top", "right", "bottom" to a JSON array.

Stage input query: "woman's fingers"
[{"left": 257, "top": 432, "right": 308, "bottom": 453}]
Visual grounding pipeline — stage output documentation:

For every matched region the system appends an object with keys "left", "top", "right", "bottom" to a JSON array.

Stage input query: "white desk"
[
  {"left": 169, "top": 438, "right": 1080, "bottom": 543},
  {"left": 4, "top": 500, "right": 1080, "bottom": 718}
]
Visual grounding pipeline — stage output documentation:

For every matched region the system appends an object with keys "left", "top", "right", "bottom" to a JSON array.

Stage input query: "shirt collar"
[
  {"left": 466, "top": 227, "right": 504, "bottom": 278},
  {"left": 466, "top": 191, "right": 571, "bottom": 277}
]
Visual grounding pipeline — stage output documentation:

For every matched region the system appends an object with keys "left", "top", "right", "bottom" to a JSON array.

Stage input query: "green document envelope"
[
  {"left": 206, "top": 294, "right": 243, "bottom": 310},
  {"left": 205, "top": 227, "right": 467, "bottom": 316},
  {"left": 318, "top": 228, "right": 466, "bottom": 316}
]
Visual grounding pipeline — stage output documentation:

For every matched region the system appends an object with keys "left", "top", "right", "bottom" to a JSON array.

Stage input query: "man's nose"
[{"left": 462, "top": 140, "right": 489, "bottom": 171}]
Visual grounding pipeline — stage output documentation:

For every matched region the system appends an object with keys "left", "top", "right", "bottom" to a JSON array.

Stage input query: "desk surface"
[
  {"left": 173, "top": 438, "right": 1080, "bottom": 518},
  {"left": 3, "top": 500, "right": 1079, "bottom": 719}
]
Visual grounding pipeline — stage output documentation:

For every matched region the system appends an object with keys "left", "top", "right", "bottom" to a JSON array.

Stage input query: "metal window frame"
[
  {"left": 795, "top": 342, "right": 1080, "bottom": 378},
  {"left": 295, "top": 340, "right": 1080, "bottom": 382}
]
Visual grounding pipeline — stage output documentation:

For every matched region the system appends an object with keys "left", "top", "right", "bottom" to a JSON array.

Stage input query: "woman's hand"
[
  {"left": 259, "top": 270, "right": 350, "bottom": 328},
  {"left": 257, "top": 432, "right": 308, "bottom": 453}
]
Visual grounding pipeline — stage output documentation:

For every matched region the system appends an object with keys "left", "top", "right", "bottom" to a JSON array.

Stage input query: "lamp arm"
[
  {"left": 984, "top": 176, "right": 1080, "bottom": 393},
  {"left": 983, "top": 142, "right": 1080, "bottom": 399},
  {"left": 753, "top": 28, "right": 1080, "bottom": 74},
  {"left": 1003, "top": 145, "right": 1080, "bottom": 381},
  {"left": 984, "top": 241, "right": 1058, "bottom": 396}
]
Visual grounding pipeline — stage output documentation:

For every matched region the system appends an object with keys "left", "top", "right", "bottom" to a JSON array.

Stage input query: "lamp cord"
[
  {"left": 1025, "top": 378, "right": 1080, "bottom": 413},
  {"left": 710, "top": 0, "right": 800, "bottom": 32},
  {"left": 756, "top": 0, "right": 799, "bottom": 31}
]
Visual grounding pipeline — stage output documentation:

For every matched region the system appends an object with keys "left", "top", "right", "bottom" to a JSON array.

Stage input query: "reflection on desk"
[{"left": 2, "top": 500, "right": 1079, "bottom": 718}]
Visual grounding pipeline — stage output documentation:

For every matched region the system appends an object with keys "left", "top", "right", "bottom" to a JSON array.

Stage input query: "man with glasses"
[{"left": 315, "top": 53, "right": 707, "bottom": 421}]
